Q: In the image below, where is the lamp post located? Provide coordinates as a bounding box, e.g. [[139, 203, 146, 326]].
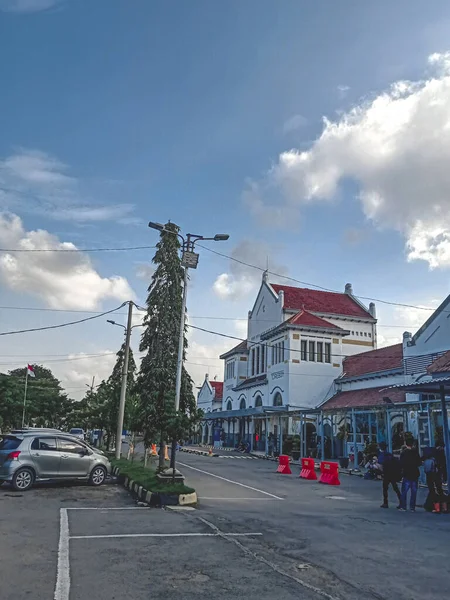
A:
[[107, 301, 140, 460], [148, 221, 229, 475]]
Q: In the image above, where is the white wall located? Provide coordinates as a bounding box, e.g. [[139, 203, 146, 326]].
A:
[[405, 304, 450, 357], [338, 372, 405, 392], [248, 283, 283, 342], [197, 380, 221, 413]]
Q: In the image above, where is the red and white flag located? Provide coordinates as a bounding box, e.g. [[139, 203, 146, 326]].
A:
[[27, 364, 35, 378]]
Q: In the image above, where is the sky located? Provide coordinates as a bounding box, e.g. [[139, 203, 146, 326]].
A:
[[1, 0, 450, 399]]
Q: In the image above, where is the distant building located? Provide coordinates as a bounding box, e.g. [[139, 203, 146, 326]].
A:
[[197, 374, 223, 414]]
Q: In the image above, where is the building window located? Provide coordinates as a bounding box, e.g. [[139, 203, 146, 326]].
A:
[[255, 395, 263, 407], [368, 333, 372, 338], [226, 361, 235, 379], [324, 343, 331, 363], [308, 341, 315, 361], [274, 343, 278, 365], [226, 400, 232, 411], [271, 345, 274, 365], [251, 349, 255, 376], [317, 342, 323, 362], [261, 345, 265, 372], [281, 341, 285, 362], [351, 331, 354, 335], [301, 340, 307, 361], [256, 346, 260, 374], [239, 398, 246, 410], [273, 392, 282, 406]]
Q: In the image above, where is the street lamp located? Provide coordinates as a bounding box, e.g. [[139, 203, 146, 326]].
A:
[[147, 221, 229, 476]]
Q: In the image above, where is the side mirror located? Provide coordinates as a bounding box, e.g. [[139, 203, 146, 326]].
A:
[[78, 447, 89, 456]]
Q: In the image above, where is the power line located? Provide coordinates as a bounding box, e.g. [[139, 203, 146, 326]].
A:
[[0, 303, 127, 337], [197, 243, 441, 313], [0, 245, 156, 253]]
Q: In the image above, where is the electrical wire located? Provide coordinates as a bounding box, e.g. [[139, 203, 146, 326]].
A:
[[197, 243, 441, 313], [0, 303, 127, 337], [0, 245, 156, 253]]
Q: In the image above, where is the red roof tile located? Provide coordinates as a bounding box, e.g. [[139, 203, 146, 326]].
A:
[[210, 381, 223, 399], [321, 387, 406, 410], [286, 309, 345, 331], [271, 284, 372, 318], [342, 344, 403, 378], [427, 350, 450, 374]]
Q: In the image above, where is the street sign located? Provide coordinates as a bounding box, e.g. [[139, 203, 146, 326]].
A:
[[182, 251, 199, 268]]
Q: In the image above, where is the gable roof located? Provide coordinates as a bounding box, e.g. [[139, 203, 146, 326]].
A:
[[286, 309, 346, 331], [210, 381, 223, 399], [341, 343, 403, 378], [270, 284, 373, 319], [427, 350, 450, 374], [219, 340, 248, 360], [321, 386, 406, 410], [410, 293, 450, 345]]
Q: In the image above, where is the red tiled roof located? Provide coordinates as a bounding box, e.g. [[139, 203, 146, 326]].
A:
[[210, 381, 223, 399], [342, 344, 403, 378], [428, 350, 450, 374], [219, 340, 248, 359], [286, 309, 345, 331], [321, 386, 406, 410], [271, 284, 372, 318]]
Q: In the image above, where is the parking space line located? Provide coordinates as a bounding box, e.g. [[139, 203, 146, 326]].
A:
[[70, 532, 262, 539], [66, 507, 149, 511], [54, 508, 70, 600], [178, 462, 283, 500], [200, 497, 279, 501]]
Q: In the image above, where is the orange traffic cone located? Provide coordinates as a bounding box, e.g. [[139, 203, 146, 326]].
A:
[[150, 444, 158, 456], [164, 444, 170, 461]]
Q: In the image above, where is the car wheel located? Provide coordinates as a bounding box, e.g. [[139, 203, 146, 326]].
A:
[[12, 468, 34, 491], [89, 465, 107, 486]]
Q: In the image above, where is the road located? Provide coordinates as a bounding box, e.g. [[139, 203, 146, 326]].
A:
[[1, 451, 448, 600]]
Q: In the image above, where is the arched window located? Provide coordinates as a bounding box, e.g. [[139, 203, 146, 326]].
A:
[[255, 395, 263, 407], [239, 398, 246, 410], [226, 400, 232, 411], [273, 392, 283, 406]]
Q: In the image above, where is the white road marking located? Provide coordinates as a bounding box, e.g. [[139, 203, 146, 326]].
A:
[[54, 508, 70, 600], [200, 497, 279, 501], [66, 506, 149, 510], [70, 532, 262, 540], [178, 461, 283, 500], [325, 496, 347, 500]]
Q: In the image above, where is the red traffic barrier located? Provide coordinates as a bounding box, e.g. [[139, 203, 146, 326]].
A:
[[276, 454, 292, 474], [319, 461, 340, 486], [299, 457, 317, 480]]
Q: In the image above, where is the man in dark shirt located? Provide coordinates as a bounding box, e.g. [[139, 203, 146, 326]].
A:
[[399, 443, 422, 512], [378, 442, 401, 508]]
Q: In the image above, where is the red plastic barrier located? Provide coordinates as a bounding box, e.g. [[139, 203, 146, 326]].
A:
[[299, 457, 317, 480], [276, 454, 292, 474], [319, 461, 340, 485]]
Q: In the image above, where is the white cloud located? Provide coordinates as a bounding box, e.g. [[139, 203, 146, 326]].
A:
[[135, 263, 155, 281], [0, 0, 62, 12], [245, 52, 450, 269], [282, 114, 307, 134], [0, 149, 134, 223], [0, 213, 134, 309], [212, 240, 289, 301], [376, 299, 440, 348]]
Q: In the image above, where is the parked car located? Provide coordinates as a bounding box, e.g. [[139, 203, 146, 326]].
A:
[[68, 428, 85, 441], [0, 431, 111, 491]]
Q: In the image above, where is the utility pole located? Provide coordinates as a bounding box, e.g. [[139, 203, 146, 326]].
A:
[[148, 222, 229, 478], [108, 301, 133, 460]]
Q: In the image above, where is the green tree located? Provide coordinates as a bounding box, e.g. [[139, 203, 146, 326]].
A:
[[137, 222, 201, 470]]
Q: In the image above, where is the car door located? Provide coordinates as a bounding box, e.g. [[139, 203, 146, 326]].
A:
[[30, 437, 61, 478], [57, 438, 92, 478]]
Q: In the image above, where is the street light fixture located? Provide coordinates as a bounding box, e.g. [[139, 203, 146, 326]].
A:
[[147, 221, 230, 477]]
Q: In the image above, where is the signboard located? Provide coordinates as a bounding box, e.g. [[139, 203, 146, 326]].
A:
[[182, 251, 199, 268]]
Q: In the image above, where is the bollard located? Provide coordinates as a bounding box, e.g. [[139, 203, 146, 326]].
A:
[[276, 454, 292, 474], [150, 444, 158, 456], [299, 457, 317, 480], [318, 461, 340, 485]]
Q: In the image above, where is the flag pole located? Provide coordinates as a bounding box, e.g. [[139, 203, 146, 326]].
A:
[[21, 369, 29, 428]]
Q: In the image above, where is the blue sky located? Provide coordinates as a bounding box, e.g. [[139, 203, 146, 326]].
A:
[[1, 0, 450, 396]]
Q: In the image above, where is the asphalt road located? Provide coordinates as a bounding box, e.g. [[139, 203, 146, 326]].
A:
[[1, 452, 449, 600]]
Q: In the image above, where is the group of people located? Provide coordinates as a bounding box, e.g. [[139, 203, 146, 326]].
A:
[[372, 441, 447, 513]]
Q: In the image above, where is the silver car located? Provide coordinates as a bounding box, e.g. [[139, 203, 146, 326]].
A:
[[0, 431, 111, 491]]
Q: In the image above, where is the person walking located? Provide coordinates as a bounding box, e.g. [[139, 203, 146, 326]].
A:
[[378, 443, 402, 509], [399, 441, 422, 512], [423, 453, 441, 513]]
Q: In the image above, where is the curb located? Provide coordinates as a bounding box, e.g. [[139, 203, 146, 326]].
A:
[[179, 447, 219, 457], [111, 466, 198, 508]]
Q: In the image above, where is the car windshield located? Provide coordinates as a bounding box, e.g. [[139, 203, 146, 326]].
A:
[[0, 436, 21, 450]]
